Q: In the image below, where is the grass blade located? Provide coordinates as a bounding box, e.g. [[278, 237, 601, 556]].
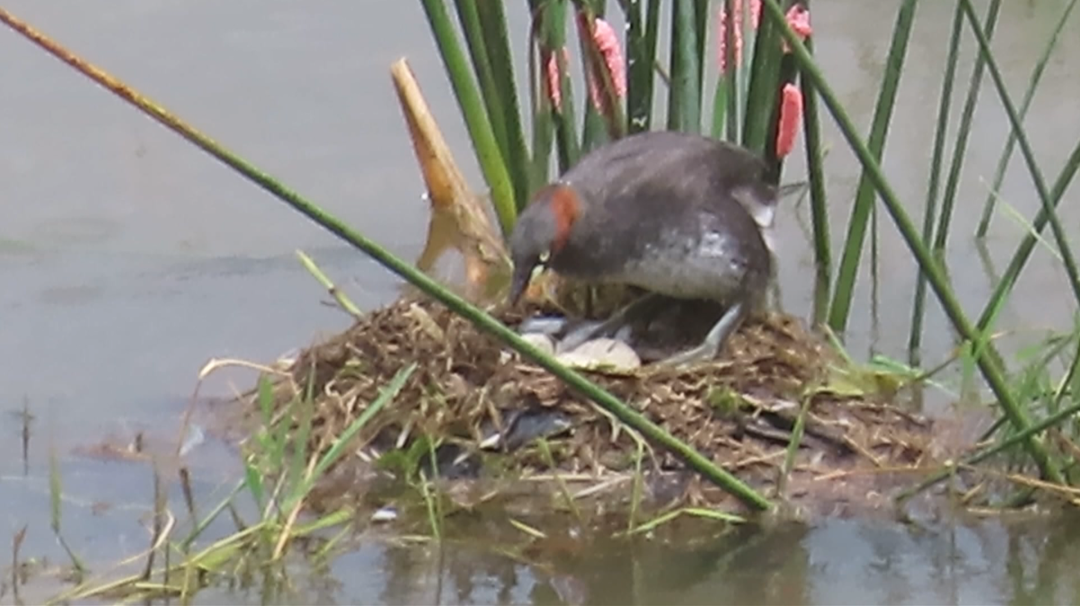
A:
[[974, 137, 1080, 334], [49, 448, 86, 579], [776, 393, 812, 498], [311, 366, 414, 487], [284, 364, 416, 512]]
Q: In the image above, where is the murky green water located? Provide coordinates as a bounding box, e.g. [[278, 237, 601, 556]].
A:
[[2, 0, 1080, 603]]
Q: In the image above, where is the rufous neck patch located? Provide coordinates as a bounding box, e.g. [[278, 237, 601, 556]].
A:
[[547, 184, 581, 253]]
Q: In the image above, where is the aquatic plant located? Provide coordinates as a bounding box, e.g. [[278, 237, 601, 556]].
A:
[[417, 0, 1080, 491], [43, 366, 413, 602]]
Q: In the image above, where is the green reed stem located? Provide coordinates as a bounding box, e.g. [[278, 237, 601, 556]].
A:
[[0, 8, 772, 512], [667, 0, 701, 133], [619, 0, 661, 133], [694, 0, 708, 106], [932, 0, 1000, 255], [827, 0, 918, 333], [801, 71, 830, 326], [776, 393, 812, 498], [529, 0, 579, 175], [581, 106, 609, 152], [760, 0, 1063, 484], [795, 0, 829, 325], [545, 2, 581, 172], [976, 0, 1079, 237], [909, 1, 963, 364], [421, 0, 517, 234], [478, 1, 533, 206], [454, 0, 509, 158], [711, 78, 729, 139], [741, 1, 783, 155], [960, 0, 1080, 313], [527, 31, 555, 190]]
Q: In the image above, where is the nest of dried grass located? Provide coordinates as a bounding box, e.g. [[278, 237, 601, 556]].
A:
[[223, 293, 956, 520]]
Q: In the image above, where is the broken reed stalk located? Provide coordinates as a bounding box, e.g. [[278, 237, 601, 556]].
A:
[[391, 58, 510, 294], [0, 9, 772, 512]]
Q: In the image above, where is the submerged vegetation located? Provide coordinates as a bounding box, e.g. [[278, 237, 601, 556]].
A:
[[2, 0, 1080, 601]]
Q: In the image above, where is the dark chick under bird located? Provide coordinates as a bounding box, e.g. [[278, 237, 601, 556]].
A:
[[509, 130, 777, 367]]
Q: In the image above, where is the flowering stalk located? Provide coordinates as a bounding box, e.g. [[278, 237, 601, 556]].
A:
[[716, 1, 812, 158], [541, 15, 626, 133], [544, 47, 570, 111], [781, 5, 812, 52], [576, 12, 628, 139], [716, 0, 761, 74], [717, 1, 811, 72], [583, 18, 627, 111]]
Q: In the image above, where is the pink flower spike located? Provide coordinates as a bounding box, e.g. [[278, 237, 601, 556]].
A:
[[776, 83, 803, 158], [544, 48, 570, 111], [781, 5, 812, 53], [786, 5, 812, 38], [585, 17, 626, 111], [750, 0, 763, 29], [717, 1, 764, 74], [716, 4, 742, 74]]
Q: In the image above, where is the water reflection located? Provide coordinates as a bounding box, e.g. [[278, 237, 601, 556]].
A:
[[320, 514, 1080, 605]]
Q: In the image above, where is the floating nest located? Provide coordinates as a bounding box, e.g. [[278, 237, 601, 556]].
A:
[[221, 289, 971, 521]]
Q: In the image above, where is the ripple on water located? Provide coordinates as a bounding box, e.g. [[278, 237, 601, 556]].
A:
[[36, 283, 104, 307], [31, 215, 121, 247]]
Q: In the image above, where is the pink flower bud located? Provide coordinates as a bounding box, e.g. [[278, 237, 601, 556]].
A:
[[716, 0, 762, 74], [786, 4, 812, 38], [585, 17, 626, 111], [782, 5, 812, 53], [544, 47, 570, 111], [776, 83, 803, 158]]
